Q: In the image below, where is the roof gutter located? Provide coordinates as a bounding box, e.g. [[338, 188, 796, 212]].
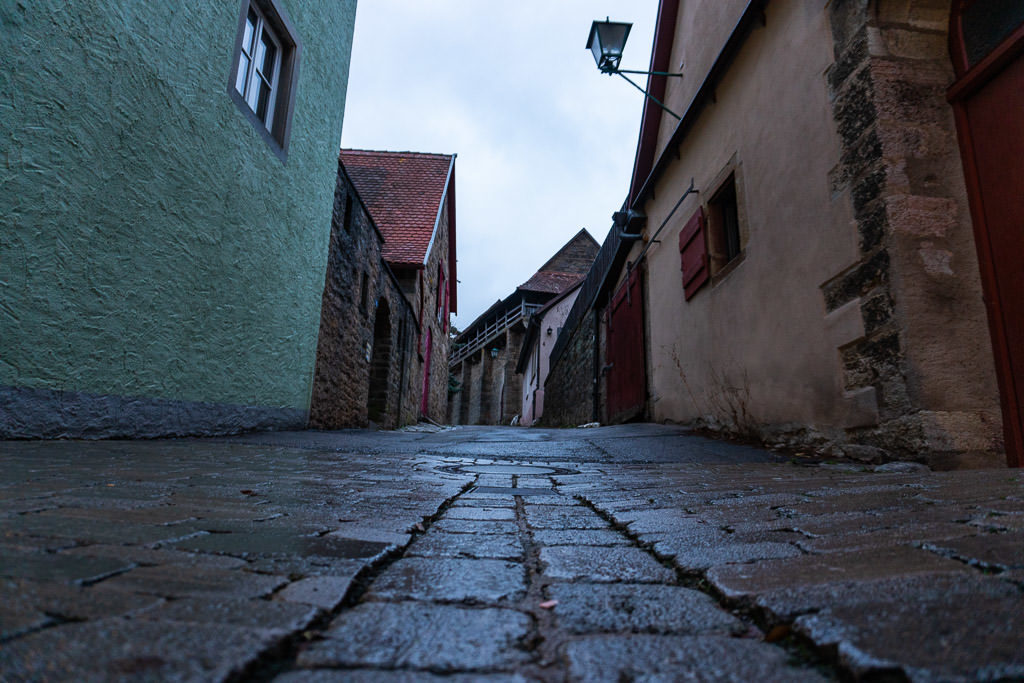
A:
[[628, 0, 681, 206], [631, 0, 769, 210]]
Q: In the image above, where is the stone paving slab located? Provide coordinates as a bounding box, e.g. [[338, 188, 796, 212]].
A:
[[923, 531, 1024, 572], [523, 504, 610, 530], [365, 558, 526, 604], [136, 595, 319, 630], [450, 497, 516, 508], [173, 530, 394, 560], [444, 506, 516, 521], [794, 522, 975, 553], [706, 545, 970, 601], [406, 532, 525, 560], [275, 575, 358, 610], [795, 591, 1024, 681], [750, 572, 1020, 624], [653, 538, 803, 571], [277, 671, 530, 682], [296, 602, 532, 672], [97, 564, 287, 599], [0, 617, 284, 681], [531, 529, 630, 546], [432, 519, 521, 535], [563, 635, 828, 682], [0, 550, 134, 584], [0, 578, 163, 635], [240, 555, 368, 578], [60, 542, 248, 569], [547, 584, 745, 635], [540, 546, 676, 583]]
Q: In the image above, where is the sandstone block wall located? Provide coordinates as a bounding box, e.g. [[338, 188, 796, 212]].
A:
[[542, 310, 598, 427], [821, 0, 1002, 467], [310, 165, 419, 430]]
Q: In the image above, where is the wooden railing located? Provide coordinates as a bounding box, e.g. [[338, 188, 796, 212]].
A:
[[449, 301, 542, 366]]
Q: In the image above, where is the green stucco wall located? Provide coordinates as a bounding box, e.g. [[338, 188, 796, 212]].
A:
[[0, 0, 357, 436]]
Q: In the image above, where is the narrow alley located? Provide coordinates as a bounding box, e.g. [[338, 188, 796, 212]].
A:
[[2, 425, 1021, 681]]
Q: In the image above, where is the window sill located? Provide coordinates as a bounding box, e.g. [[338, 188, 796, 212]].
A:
[[710, 250, 745, 287], [229, 88, 289, 164]]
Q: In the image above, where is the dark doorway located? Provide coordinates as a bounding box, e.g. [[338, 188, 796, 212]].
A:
[[605, 267, 647, 423], [949, 1, 1024, 467], [367, 299, 392, 423]]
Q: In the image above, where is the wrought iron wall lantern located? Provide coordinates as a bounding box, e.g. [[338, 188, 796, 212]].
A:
[[490, 348, 500, 359], [586, 17, 683, 120]]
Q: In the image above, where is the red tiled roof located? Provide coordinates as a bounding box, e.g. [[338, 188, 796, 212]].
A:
[[340, 149, 454, 267], [519, 271, 586, 294]]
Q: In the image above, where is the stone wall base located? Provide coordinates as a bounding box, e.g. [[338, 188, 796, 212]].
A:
[[0, 385, 306, 439], [685, 407, 1003, 470]]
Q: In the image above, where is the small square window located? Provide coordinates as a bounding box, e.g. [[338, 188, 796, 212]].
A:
[[229, 0, 301, 162], [707, 174, 742, 274], [343, 194, 354, 232], [359, 272, 370, 314]]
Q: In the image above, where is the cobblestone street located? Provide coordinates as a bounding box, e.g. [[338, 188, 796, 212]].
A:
[[2, 425, 1023, 681]]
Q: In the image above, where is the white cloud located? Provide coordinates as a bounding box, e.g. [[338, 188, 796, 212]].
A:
[[340, 1, 659, 326]]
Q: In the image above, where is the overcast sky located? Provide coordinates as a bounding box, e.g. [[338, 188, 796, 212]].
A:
[[340, 2, 658, 328]]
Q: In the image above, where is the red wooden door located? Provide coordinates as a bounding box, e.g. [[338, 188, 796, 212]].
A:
[[949, 3, 1024, 466], [605, 268, 646, 422]]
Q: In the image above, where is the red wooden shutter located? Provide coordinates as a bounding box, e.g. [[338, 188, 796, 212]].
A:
[[679, 207, 709, 300]]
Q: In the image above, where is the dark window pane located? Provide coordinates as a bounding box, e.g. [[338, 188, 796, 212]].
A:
[[962, 0, 1024, 67], [235, 53, 250, 94], [243, 10, 257, 54], [254, 80, 271, 122], [259, 33, 277, 80], [720, 184, 740, 262]]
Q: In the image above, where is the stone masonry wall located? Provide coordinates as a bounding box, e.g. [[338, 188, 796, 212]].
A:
[[542, 309, 597, 427], [310, 164, 418, 430], [416, 197, 453, 424], [448, 325, 526, 426], [820, 0, 1002, 467]]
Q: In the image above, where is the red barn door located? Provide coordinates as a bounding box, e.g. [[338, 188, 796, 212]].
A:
[[605, 268, 647, 423], [949, 2, 1024, 467]]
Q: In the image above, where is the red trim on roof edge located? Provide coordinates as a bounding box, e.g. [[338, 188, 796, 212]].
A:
[[447, 162, 458, 314], [628, 0, 680, 207]]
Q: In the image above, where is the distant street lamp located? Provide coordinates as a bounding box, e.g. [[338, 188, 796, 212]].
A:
[[586, 17, 683, 120]]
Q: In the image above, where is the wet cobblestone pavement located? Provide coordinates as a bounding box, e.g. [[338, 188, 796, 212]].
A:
[[1, 424, 1022, 681]]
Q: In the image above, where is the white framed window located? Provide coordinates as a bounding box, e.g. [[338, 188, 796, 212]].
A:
[[235, 6, 282, 130], [229, 0, 301, 162]]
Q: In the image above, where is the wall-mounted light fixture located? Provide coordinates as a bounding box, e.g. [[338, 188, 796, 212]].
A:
[[490, 348, 499, 359], [546, 327, 553, 336], [586, 17, 683, 120]]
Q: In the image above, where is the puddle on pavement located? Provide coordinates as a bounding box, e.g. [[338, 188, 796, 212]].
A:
[[462, 465, 555, 475], [472, 487, 557, 496], [438, 464, 580, 476], [176, 531, 392, 559]]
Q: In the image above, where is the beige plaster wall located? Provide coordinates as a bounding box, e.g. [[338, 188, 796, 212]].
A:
[[640, 2, 864, 437], [521, 289, 581, 426]]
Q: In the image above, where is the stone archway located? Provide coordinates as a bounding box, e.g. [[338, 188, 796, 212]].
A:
[[367, 299, 392, 424]]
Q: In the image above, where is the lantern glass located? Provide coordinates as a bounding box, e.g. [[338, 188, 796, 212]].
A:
[[587, 19, 632, 73]]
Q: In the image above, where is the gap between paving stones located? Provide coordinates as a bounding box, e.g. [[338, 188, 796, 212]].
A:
[[511, 477, 566, 680], [244, 478, 477, 682], [572, 493, 844, 681]]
